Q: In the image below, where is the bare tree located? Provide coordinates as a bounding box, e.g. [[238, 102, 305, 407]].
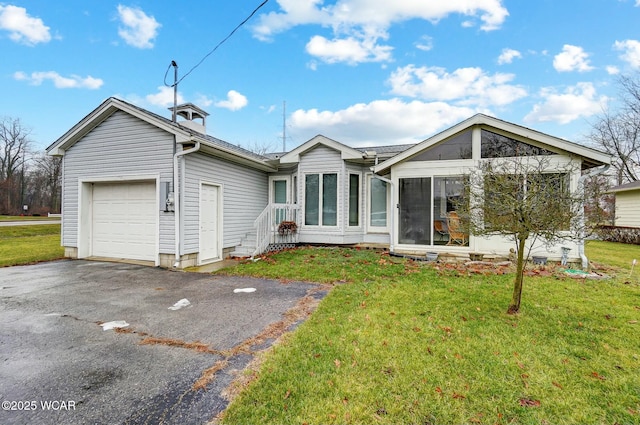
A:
[[0, 117, 33, 214], [25, 153, 62, 214], [587, 74, 640, 184], [458, 156, 586, 314]]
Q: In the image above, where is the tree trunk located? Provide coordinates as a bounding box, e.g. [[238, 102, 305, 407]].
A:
[[507, 236, 527, 314]]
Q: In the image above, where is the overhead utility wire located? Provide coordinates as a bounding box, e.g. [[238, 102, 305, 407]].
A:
[[164, 0, 270, 87]]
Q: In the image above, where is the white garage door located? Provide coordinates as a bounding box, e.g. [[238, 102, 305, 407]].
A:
[[92, 181, 157, 261]]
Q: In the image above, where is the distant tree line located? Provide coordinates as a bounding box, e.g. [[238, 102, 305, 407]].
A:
[[0, 116, 61, 215]]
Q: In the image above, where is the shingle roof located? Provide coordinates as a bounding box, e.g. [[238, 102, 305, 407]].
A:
[[609, 180, 640, 193]]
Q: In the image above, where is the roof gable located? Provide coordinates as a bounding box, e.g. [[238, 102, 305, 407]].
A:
[[279, 135, 364, 164], [373, 114, 611, 174], [46, 97, 276, 172]]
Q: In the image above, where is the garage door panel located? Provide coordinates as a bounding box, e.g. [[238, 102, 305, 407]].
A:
[[92, 182, 157, 261]]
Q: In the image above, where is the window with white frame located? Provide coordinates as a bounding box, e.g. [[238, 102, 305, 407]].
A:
[[305, 173, 338, 226], [368, 176, 388, 231], [349, 174, 360, 227]]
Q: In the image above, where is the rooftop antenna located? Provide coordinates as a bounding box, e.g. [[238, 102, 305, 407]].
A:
[[171, 61, 178, 122], [282, 100, 286, 152]]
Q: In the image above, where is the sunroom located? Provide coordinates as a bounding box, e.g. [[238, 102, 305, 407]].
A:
[[372, 114, 611, 262]]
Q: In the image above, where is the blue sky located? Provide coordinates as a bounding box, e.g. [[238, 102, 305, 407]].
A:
[[2, 0, 640, 152]]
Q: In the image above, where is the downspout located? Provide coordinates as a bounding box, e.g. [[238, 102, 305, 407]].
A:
[[577, 163, 610, 270], [173, 140, 201, 268]]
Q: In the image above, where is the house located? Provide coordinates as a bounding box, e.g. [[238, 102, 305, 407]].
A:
[[608, 181, 640, 228], [46, 97, 611, 268]]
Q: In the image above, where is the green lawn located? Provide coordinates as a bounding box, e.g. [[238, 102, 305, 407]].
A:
[[219, 247, 640, 425], [0, 215, 59, 221], [587, 240, 640, 278], [0, 224, 64, 267]]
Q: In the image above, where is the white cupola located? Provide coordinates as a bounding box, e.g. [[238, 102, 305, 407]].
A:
[[169, 103, 209, 134]]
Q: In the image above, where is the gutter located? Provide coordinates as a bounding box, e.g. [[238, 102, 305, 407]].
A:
[[173, 140, 201, 268], [577, 164, 610, 270]]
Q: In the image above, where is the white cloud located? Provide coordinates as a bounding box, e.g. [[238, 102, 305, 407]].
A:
[[606, 65, 620, 75], [290, 98, 476, 146], [14, 71, 103, 89], [614, 39, 640, 69], [553, 44, 594, 72], [415, 35, 433, 51], [146, 86, 184, 107], [116, 5, 161, 49], [194, 94, 214, 108], [636, 0, 640, 6], [497, 48, 522, 65], [524, 82, 607, 124], [0, 5, 51, 45], [253, 0, 508, 64], [305, 34, 393, 64], [388, 65, 527, 107], [255, 0, 508, 39], [215, 90, 248, 111]]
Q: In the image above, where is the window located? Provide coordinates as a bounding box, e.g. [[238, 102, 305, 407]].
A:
[[433, 177, 467, 245], [369, 177, 387, 228], [483, 172, 570, 231], [481, 130, 556, 158], [349, 174, 360, 227], [396, 176, 469, 246], [273, 180, 287, 203], [305, 173, 338, 226], [409, 130, 472, 161]]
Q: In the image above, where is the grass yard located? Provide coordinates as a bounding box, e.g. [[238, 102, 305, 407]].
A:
[[219, 246, 640, 425], [0, 215, 59, 221], [0, 224, 64, 267]]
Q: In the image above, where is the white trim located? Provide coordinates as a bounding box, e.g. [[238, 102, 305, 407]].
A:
[[365, 173, 390, 234], [302, 171, 341, 228], [280, 135, 363, 164], [269, 175, 291, 204], [373, 114, 611, 174], [77, 175, 160, 266], [347, 172, 362, 228], [198, 181, 224, 265]]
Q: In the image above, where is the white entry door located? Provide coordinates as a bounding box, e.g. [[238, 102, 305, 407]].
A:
[[200, 184, 220, 262]]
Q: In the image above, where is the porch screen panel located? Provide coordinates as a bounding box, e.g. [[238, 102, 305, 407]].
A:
[[399, 177, 432, 245], [370, 178, 387, 227], [433, 177, 467, 246], [322, 173, 337, 226], [305, 174, 319, 225]]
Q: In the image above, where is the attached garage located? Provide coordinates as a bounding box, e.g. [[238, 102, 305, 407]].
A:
[[77, 179, 159, 264]]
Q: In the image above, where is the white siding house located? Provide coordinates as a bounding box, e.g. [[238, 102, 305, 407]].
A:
[[610, 181, 640, 228], [47, 97, 275, 268], [48, 99, 611, 268]]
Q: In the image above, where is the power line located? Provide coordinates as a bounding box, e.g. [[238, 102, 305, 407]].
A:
[[164, 0, 270, 88]]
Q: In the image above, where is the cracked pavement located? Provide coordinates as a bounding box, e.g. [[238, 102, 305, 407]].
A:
[[0, 260, 327, 425]]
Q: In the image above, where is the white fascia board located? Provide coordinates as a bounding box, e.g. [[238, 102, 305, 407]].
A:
[[195, 139, 277, 172], [280, 135, 363, 164], [46, 97, 191, 156], [373, 113, 611, 174]]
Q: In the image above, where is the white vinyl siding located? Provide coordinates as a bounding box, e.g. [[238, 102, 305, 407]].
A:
[[183, 152, 268, 253], [61, 111, 174, 252], [615, 191, 640, 228]]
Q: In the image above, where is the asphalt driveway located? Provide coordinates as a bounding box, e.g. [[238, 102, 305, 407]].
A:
[[0, 260, 326, 425]]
